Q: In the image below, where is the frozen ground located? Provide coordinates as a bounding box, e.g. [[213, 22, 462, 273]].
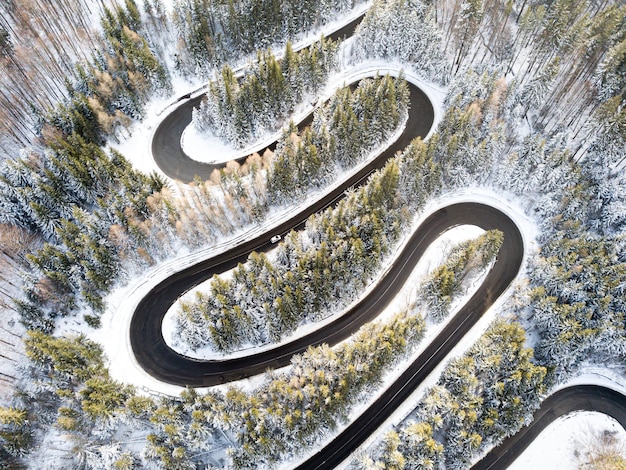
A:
[[509, 369, 626, 470], [47, 2, 626, 466], [508, 411, 626, 469]]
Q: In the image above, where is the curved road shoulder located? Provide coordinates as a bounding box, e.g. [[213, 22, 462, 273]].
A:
[[471, 384, 626, 470], [133, 13, 626, 469]]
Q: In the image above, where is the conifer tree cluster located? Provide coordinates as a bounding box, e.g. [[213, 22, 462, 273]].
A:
[[225, 312, 425, 468], [444, 0, 625, 154], [0, 134, 165, 328], [0, 0, 625, 467], [0, 308, 426, 469], [176, 158, 410, 351], [0, 137, 276, 330], [0, 0, 110, 152], [3, 331, 146, 468], [192, 38, 338, 148], [0, 405, 31, 461], [352, 0, 448, 84], [362, 321, 547, 470], [172, 0, 364, 76], [529, 225, 626, 379], [40, 0, 171, 146], [151, 311, 425, 469], [407, 57, 626, 385], [419, 229, 503, 322], [267, 75, 410, 204], [1, 0, 363, 153]]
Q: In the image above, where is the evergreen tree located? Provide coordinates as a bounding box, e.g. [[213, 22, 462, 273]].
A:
[[193, 38, 338, 148], [367, 322, 547, 469], [419, 230, 503, 322]]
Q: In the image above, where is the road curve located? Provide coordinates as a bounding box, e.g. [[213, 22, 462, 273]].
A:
[[132, 80, 434, 385], [140, 14, 626, 470], [131, 202, 521, 388], [151, 12, 366, 183], [294, 203, 524, 469], [471, 385, 626, 470]]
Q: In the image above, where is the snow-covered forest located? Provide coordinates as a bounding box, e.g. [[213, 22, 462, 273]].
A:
[[0, 0, 625, 468], [192, 37, 340, 148]]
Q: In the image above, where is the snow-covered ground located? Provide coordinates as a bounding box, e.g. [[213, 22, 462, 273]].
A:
[[509, 369, 626, 470], [509, 412, 625, 469], [0, 314, 24, 404], [53, 3, 625, 466]]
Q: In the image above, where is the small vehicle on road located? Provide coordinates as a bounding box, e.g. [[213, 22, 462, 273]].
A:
[[270, 235, 281, 243]]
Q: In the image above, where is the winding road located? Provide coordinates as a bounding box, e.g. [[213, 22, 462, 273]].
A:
[[471, 385, 626, 469], [132, 13, 626, 470], [132, 79, 434, 385], [151, 12, 367, 183]]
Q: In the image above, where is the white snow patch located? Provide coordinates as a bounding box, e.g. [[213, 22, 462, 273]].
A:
[[281, 187, 539, 469], [508, 412, 626, 470], [107, 74, 206, 180], [181, 127, 241, 164], [92, 186, 537, 401]]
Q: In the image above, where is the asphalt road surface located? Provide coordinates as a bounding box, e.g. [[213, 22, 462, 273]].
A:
[[132, 80, 434, 385], [471, 385, 626, 469], [139, 17, 626, 470]]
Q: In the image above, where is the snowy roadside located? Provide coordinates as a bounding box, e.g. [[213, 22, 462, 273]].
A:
[[88, 60, 445, 398], [281, 187, 539, 469], [0, 314, 24, 405], [509, 411, 626, 469], [508, 368, 626, 470]]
